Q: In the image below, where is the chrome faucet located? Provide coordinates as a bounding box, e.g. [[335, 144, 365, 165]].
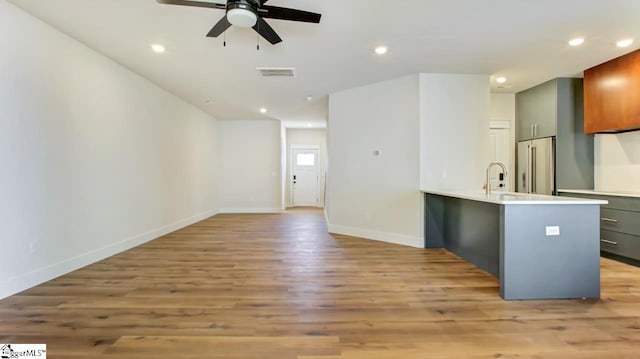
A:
[[485, 161, 507, 195]]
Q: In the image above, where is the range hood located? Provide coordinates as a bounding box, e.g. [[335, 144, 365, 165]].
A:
[[584, 49, 640, 134]]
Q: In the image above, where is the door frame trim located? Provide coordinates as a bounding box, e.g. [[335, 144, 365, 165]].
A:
[[490, 120, 511, 129], [491, 119, 515, 191], [290, 145, 321, 207]]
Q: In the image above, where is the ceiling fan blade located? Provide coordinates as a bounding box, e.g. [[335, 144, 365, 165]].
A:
[[253, 17, 282, 45], [260, 5, 321, 23], [207, 16, 232, 37], [156, 0, 226, 10]]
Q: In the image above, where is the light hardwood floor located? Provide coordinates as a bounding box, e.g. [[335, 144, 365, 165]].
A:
[[1, 208, 639, 358]]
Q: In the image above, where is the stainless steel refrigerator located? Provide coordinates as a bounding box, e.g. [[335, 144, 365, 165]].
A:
[[517, 137, 555, 195]]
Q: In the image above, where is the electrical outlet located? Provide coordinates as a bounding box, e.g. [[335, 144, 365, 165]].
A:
[[546, 226, 560, 236]]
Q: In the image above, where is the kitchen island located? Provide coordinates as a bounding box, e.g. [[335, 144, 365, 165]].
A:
[[423, 189, 607, 300]]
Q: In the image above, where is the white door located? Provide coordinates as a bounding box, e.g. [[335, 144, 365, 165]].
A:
[[489, 128, 510, 191], [292, 148, 319, 207]]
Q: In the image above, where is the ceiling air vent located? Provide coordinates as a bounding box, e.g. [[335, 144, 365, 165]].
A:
[[257, 67, 296, 77]]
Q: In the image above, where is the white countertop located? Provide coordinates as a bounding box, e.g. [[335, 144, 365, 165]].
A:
[[558, 189, 640, 199], [421, 189, 608, 205]]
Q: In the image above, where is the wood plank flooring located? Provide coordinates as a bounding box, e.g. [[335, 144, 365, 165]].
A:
[[1, 208, 639, 358]]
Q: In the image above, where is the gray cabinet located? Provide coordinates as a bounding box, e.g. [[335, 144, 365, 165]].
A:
[[516, 78, 594, 191], [600, 208, 640, 236], [534, 80, 558, 138], [516, 79, 558, 141], [517, 90, 536, 140], [600, 231, 640, 261], [558, 192, 640, 263]]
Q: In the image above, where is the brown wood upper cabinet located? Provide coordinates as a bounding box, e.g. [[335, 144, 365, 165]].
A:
[[584, 49, 640, 133]]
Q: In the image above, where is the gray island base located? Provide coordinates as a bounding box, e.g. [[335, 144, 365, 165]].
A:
[[423, 190, 607, 300]]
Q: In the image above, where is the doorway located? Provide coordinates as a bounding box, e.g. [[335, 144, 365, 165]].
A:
[[489, 121, 512, 191], [291, 147, 320, 207], [284, 127, 327, 209]]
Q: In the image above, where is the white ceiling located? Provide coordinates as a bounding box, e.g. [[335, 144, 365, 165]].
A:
[[8, 0, 640, 126]]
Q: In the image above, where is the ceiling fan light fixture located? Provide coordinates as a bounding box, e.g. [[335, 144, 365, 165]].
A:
[[156, 0, 321, 46], [227, 8, 257, 28]]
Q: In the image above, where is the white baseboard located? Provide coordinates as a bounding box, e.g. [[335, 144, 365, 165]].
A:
[[0, 208, 219, 300], [327, 223, 423, 248], [285, 205, 325, 209], [219, 208, 282, 214]]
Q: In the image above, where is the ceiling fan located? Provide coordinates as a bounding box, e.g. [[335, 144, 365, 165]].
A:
[[156, 0, 322, 45]]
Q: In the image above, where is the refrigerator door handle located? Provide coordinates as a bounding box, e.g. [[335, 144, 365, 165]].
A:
[[549, 139, 555, 195], [526, 144, 532, 193], [531, 146, 537, 193]]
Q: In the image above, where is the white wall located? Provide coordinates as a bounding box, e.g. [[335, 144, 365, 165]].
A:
[[0, 1, 219, 299], [327, 73, 491, 248], [218, 120, 282, 213], [490, 93, 516, 191], [327, 75, 423, 247], [420, 74, 491, 191], [286, 128, 327, 207], [490, 93, 516, 121], [594, 131, 640, 191]]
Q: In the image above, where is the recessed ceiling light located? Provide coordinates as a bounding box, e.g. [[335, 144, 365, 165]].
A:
[[568, 37, 585, 47], [307, 123, 313, 128], [151, 44, 166, 53], [260, 108, 268, 114], [617, 38, 634, 48], [375, 46, 388, 55], [496, 77, 508, 84], [306, 96, 313, 101]]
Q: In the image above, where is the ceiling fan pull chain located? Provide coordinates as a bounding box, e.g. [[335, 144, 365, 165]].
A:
[[256, 22, 260, 51], [223, 31, 226, 47]]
